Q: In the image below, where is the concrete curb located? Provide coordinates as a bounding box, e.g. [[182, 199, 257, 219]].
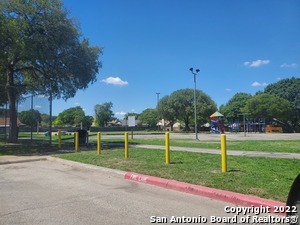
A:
[[125, 172, 286, 215], [0, 156, 48, 165]]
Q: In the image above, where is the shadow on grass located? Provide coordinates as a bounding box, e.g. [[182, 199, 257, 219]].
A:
[[170, 161, 184, 165], [228, 169, 241, 172], [0, 140, 126, 156], [0, 143, 65, 156]]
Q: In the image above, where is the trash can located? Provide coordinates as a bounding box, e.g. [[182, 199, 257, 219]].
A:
[[77, 129, 87, 145]]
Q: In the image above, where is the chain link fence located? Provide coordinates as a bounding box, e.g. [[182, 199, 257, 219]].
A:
[[0, 93, 53, 144]]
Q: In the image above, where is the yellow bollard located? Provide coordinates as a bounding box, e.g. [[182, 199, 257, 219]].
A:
[[165, 132, 170, 164], [124, 132, 129, 159], [221, 134, 227, 172], [75, 132, 79, 152], [97, 132, 101, 155], [58, 130, 62, 148]]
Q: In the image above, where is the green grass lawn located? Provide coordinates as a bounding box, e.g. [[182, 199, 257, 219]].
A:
[[55, 148, 300, 203], [93, 138, 300, 153], [14, 132, 300, 153]]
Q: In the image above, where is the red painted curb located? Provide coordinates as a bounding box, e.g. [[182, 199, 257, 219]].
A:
[[124, 172, 286, 215]]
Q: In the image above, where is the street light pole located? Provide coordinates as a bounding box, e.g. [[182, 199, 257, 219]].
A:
[[156, 92, 161, 131], [189, 68, 200, 140], [156, 93, 160, 107]]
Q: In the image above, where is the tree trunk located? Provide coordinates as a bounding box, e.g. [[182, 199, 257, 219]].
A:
[[7, 69, 18, 143], [184, 119, 190, 132]]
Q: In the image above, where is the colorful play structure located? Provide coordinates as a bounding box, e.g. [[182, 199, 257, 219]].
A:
[[210, 111, 284, 133], [229, 118, 266, 133], [210, 111, 225, 133], [210, 111, 271, 133]]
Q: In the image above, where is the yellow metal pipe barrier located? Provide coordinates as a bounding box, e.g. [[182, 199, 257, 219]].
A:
[[124, 132, 129, 159], [221, 134, 227, 172], [58, 130, 62, 148], [75, 132, 79, 153], [165, 132, 170, 164], [97, 132, 101, 155]]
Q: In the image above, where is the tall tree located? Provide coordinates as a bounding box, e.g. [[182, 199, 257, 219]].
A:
[[242, 93, 292, 123], [94, 102, 114, 127], [18, 109, 41, 127], [139, 108, 158, 127], [158, 89, 217, 131], [219, 93, 253, 121], [157, 96, 175, 126], [53, 106, 85, 126], [263, 77, 300, 132], [82, 116, 94, 129], [40, 113, 50, 127], [0, 0, 102, 142]]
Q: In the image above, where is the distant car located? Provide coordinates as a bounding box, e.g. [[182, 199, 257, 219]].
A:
[[45, 131, 73, 136], [60, 131, 72, 135]]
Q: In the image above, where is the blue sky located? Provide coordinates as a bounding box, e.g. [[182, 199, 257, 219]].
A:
[[48, 0, 300, 118]]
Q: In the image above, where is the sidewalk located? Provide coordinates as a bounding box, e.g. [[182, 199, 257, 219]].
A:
[[131, 144, 300, 159]]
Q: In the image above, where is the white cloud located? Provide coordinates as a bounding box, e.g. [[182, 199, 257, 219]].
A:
[[75, 102, 80, 106], [115, 111, 127, 119], [244, 59, 270, 68], [280, 63, 297, 68], [116, 111, 126, 116], [251, 81, 268, 87], [101, 77, 128, 86], [35, 105, 42, 109], [225, 88, 231, 91]]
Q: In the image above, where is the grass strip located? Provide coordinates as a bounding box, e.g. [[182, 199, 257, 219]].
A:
[[55, 148, 300, 202], [92, 138, 300, 153]]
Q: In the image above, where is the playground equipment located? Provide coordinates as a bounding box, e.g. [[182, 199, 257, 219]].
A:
[[210, 111, 225, 133], [229, 118, 266, 133]]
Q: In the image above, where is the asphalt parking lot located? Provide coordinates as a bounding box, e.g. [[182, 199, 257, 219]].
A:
[[0, 158, 255, 225]]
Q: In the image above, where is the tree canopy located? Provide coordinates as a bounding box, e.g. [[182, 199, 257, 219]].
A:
[[242, 93, 292, 122], [53, 106, 93, 128], [264, 77, 300, 104], [139, 108, 158, 127], [158, 89, 217, 131], [94, 102, 114, 127], [219, 93, 253, 120], [263, 77, 300, 131], [18, 109, 41, 127], [0, 0, 102, 142]]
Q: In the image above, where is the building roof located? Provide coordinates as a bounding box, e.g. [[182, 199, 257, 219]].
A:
[[0, 117, 23, 126], [210, 111, 224, 118]]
